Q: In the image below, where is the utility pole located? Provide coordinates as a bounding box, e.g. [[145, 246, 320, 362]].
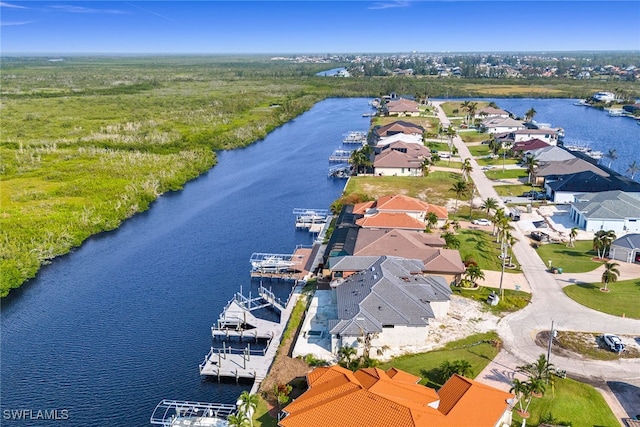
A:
[[547, 320, 555, 364]]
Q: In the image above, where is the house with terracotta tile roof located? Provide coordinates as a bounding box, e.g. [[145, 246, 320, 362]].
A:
[[354, 228, 465, 284], [356, 212, 426, 231], [327, 256, 452, 355], [354, 194, 448, 228], [511, 138, 550, 154], [384, 98, 421, 117], [279, 365, 514, 427], [373, 141, 432, 177], [372, 120, 425, 140]]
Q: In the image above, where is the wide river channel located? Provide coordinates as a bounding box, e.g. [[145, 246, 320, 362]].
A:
[[1, 97, 638, 427]]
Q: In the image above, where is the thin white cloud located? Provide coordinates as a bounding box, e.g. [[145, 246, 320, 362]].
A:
[[125, 2, 174, 22], [368, 0, 411, 10], [0, 2, 28, 9], [0, 20, 34, 26], [50, 5, 128, 15]]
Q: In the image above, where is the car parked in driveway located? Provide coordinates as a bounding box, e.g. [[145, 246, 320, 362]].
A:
[[472, 218, 491, 226], [603, 334, 625, 353]]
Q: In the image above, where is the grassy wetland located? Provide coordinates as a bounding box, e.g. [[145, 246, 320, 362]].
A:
[[2, 56, 639, 297]]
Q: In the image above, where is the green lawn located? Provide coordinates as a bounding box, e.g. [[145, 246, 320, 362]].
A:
[[426, 141, 451, 152], [451, 286, 530, 315], [513, 377, 619, 427], [457, 229, 518, 271], [564, 277, 640, 319], [344, 172, 462, 206], [440, 101, 489, 117], [380, 332, 500, 388], [535, 241, 601, 273], [459, 130, 487, 143], [485, 169, 529, 180], [468, 144, 491, 157], [493, 184, 535, 197], [476, 157, 519, 167]]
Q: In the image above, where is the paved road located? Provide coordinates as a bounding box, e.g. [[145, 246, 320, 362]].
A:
[[432, 101, 640, 385]]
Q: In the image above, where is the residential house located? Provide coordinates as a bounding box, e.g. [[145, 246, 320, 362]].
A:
[[356, 212, 427, 231], [511, 138, 550, 154], [533, 157, 607, 187], [371, 120, 425, 141], [546, 171, 640, 204], [525, 145, 576, 163], [609, 234, 640, 264], [374, 133, 423, 148], [373, 141, 432, 176], [475, 106, 510, 119], [512, 128, 560, 145], [592, 91, 616, 103], [353, 194, 448, 225], [384, 98, 421, 117], [570, 191, 640, 234], [354, 228, 465, 284], [479, 116, 525, 134], [279, 365, 514, 427], [328, 256, 452, 353]]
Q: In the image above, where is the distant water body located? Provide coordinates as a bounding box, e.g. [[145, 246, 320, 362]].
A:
[[443, 98, 640, 181], [0, 98, 371, 426]]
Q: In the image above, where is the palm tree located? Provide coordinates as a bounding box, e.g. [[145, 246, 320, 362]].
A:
[[592, 231, 606, 259], [567, 227, 579, 248], [450, 180, 468, 214], [467, 183, 476, 220], [452, 220, 461, 233], [601, 261, 620, 292], [442, 231, 460, 249], [425, 212, 439, 232], [448, 145, 458, 167], [524, 107, 537, 122], [464, 264, 485, 287], [227, 413, 250, 427], [481, 197, 498, 219], [522, 154, 539, 185], [461, 158, 473, 181], [605, 148, 618, 168], [338, 346, 358, 370], [491, 208, 505, 236], [461, 100, 471, 124], [238, 391, 259, 427], [510, 378, 534, 422], [467, 102, 478, 126], [627, 160, 639, 180], [446, 125, 457, 146], [421, 157, 432, 177], [431, 152, 441, 164], [602, 230, 616, 258], [517, 354, 554, 384]]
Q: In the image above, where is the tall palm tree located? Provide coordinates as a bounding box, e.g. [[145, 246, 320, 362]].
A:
[[524, 107, 537, 122], [481, 197, 498, 218], [421, 157, 432, 177], [467, 183, 476, 219], [602, 230, 616, 258], [601, 261, 620, 292], [592, 231, 606, 259], [425, 212, 439, 232], [450, 180, 468, 214], [446, 125, 457, 146], [460, 100, 471, 124], [604, 148, 618, 168], [510, 378, 534, 422], [461, 158, 473, 181], [491, 208, 505, 236], [627, 160, 639, 180], [238, 391, 259, 427], [522, 154, 539, 185], [448, 145, 458, 167], [517, 354, 554, 384], [227, 413, 250, 427], [567, 227, 578, 248]]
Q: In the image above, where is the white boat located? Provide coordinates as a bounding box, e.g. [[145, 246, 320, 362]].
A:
[[563, 144, 603, 160], [251, 256, 295, 272], [606, 109, 625, 117], [329, 149, 353, 162], [343, 131, 367, 144]]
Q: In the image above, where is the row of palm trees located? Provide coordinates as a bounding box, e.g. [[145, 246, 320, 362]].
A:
[[603, 149, 639, 179], [510, 354, 554, 425], [227, 391, 259, 427]]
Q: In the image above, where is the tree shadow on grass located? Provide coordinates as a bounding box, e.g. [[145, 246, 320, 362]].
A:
[[420, 368, 443, 389], [574, 281, 600, 290]]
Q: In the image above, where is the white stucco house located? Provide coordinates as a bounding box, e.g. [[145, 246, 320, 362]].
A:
[[569, 190, 640, 234], [328, 256, 451, 357], [479, 116, 525, 134]]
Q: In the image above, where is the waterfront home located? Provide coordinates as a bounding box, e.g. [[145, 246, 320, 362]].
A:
[[356, 212, 427, 231], [354, 228, 464, 284], [592, 91, 616, 103], [569, 190, 640, 234], [545, 171, 640, 204], [511, 138, 550, 154], [374, 132, 423, 148], [512, 128, 560, 145], [475, 106, 510, 119], [327, 256, 452, 355], [479, 116, 525, 134], [383, 98, 421, 117], [532, 157, 607, 187], [371, 120, 425, 141], [353, 194, 448, 226], [609, 234, 640, 264], [372, 141, 432, 176], [526, 145, 576, 163], [279, 366, 514, 427], [323, 205, 361, 261]]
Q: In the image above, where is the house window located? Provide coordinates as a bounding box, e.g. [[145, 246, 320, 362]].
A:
[[382, 325, 395, 328]]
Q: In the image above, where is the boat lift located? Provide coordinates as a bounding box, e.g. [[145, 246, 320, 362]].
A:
[[328, 164, 351, 178], [343, 131, 367, 144], [292, 208, 328, 231], [249, 252, 302, 273], [150, 399, 236, 427], [329, 148, 353, 163]]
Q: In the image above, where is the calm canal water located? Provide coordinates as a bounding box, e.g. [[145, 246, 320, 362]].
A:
[[0, 98, 371, 426], [454, 98, 640, 181]]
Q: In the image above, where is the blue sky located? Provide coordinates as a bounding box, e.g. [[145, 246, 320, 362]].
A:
[[2, 1, 639, 54]]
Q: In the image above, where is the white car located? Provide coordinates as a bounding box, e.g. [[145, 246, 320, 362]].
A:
[[472, 218, 491, 226], [603, 334, 625, 353]]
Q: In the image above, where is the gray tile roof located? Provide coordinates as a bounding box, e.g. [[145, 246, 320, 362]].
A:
[[536, 157, 607, 177], [573, 191, 640, 220], [612, 234, 640, 250], [330, 256, 451, 336]]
